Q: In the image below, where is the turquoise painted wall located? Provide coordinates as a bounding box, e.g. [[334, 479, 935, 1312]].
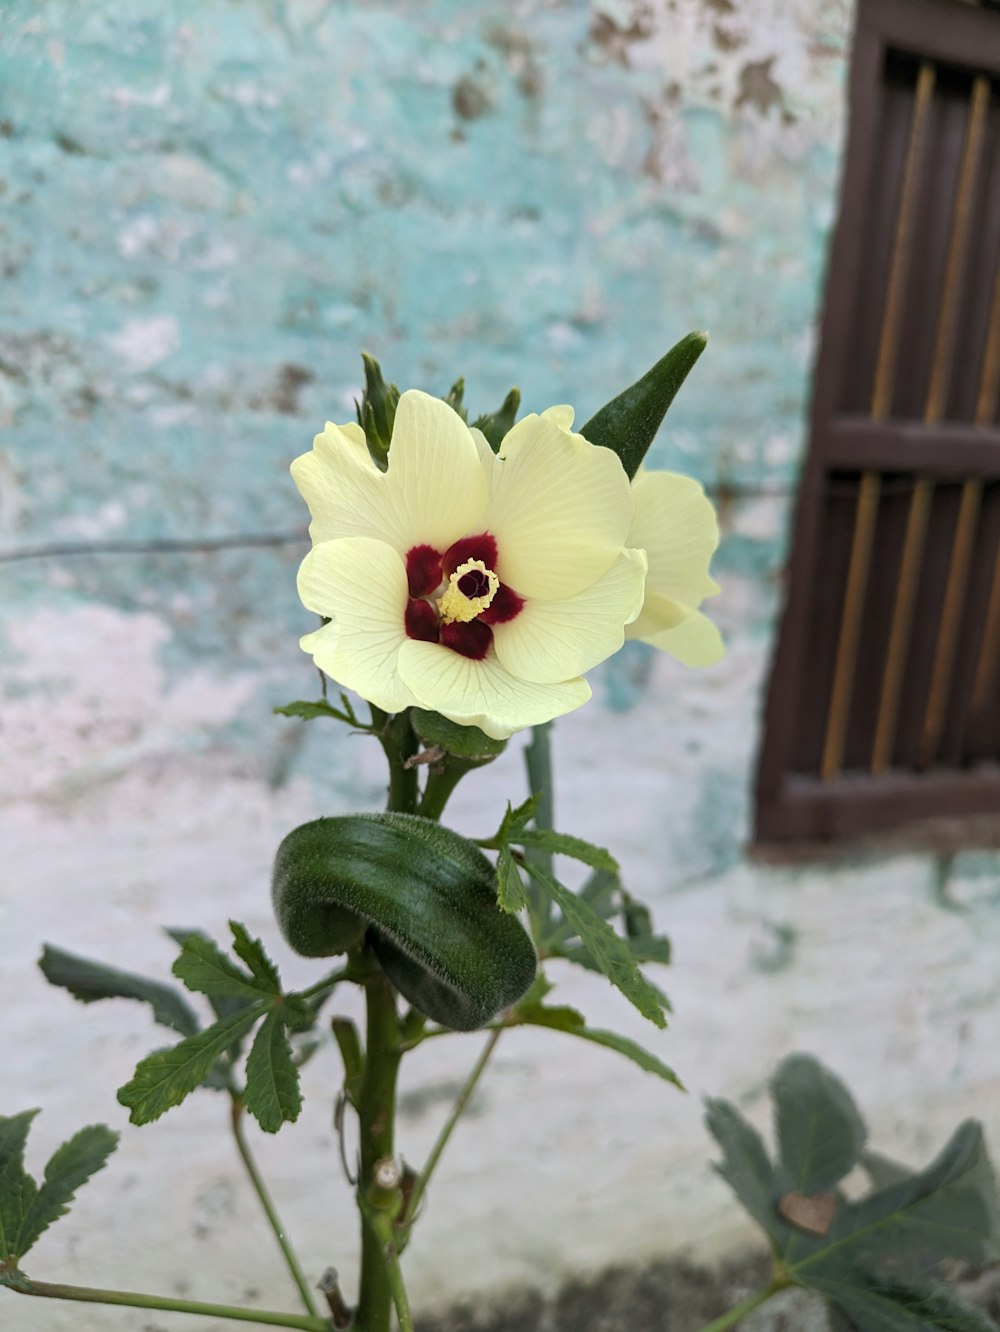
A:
[[1, 0, 849, 819]]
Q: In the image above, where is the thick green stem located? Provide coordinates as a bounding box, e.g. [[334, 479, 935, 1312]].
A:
[[355, 968, 402, 1332], [230, 1097, 321, 1319], [403, 1028, 502, 1233], [376, 708, 419, 815], [417, 760, 469, 821], [693, 1279, 786, 1332], [3, 1276, 328, 1330], [370, 1213, 414, 1332], [524, 722, 555, 934]]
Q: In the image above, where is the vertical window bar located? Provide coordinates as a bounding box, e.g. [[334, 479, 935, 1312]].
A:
[[917, 76, 991, 768], [966, 233, 1000, 728], [821, 61, 937, 782]]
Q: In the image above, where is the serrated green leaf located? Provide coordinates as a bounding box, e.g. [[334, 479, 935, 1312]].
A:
[[172, 932, 274, 1003], [704, 1098, 788, 1244], [165, 928, 256, 1023], [522, 863, 666, 1028], [803, 1271, 998, 1332], [498, 796, 540, 843], [276, 994, 315, 1031], [244, 1012, 303, 1134], [796, 1121, 998, 1276], [228, 922, 281, 993], [496, 846, 528, 914], [39, 945, 200, 1036], [517, 829, 618, 873], [0, 1112, 38, 1266], [274, 698, 357, 724], [515, 1005, 682, 1088], [549, 941, 673, 1009], [514, 1002, 586, 1032], [118, 1005, 266, 1125], [15, 1125, 118, 1259], [772, 1054, 867, 1196]]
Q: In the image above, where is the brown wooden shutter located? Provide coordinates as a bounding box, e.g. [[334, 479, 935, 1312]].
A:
[[754, 0, 1000, 844]]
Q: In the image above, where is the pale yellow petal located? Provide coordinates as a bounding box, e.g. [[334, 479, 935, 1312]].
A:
[[541, 404, 575, 430], [487, 413, 634, 599], [629, 469, 720, 608], [626, 589, 692, 641], [637, 609, 725, 667], [493, 548, 647, 684], [291, 421, 385, 545], [296, 538, 416, 713], [378, 389, 489, 552], [396, 640, 591, 739]]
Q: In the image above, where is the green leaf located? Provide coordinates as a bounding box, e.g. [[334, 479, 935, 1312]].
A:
[[172, 932, 275, 1003], [515, 1005, 682, 1088], [860, 1149, 911, 1191], [550, 941, 673, 1009], [229, 922, 281, 993], [118, 1005, 266, 1125], [497, 795, 540, 844], [16, 1125, 118, 1259], [496, 845, 528, 914], [522, 863, 667, 1028], [273, 698, 361, 725], [772, 1054, 867, 1195], [797, 1120, 998, 1276], [579, 331, 708, 479], [516, 829, 618, 873], [244, 1012, 303, 1133], [704, 1098, 788, 1244], [38, 945, 200, 1037], [0, 1111, 38, 1266], [411, 709, 507, 760], [803, 1272, 999, 1332]]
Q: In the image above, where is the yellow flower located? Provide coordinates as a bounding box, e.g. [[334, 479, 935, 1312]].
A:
[[291, 391, 648, 739], [625, 467, 723, 666]]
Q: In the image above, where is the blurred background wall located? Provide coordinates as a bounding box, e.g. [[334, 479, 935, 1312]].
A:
[[3, 1, 998, 1327]]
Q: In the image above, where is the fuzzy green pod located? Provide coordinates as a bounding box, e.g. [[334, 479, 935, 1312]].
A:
[[271, 813, 537, 1031]]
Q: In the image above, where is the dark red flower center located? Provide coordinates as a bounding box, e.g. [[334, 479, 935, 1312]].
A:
[[402, 532, 524, 661]]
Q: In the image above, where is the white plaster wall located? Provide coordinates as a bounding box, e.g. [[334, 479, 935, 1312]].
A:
[[4, 548, 1000, 1329]]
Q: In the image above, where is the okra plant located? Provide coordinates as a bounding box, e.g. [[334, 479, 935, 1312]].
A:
[[3, 337, 995, 1332]]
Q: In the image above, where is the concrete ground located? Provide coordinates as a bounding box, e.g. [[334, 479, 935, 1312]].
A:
[[418, 1253, 1000, 1332]]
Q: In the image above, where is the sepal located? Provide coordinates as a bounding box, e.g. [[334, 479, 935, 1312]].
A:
[[580, 331, 707, 479]]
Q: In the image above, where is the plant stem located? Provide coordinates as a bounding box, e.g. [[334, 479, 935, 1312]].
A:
[[378, 709, 419, 814], [524, 722, 555, 934], [355, 967, 402, 1332], [693, 1279, 785, 1332], [371, 1214, 415, 1332], [230, 1097, 321, 1319], [417, 760, 469, 821], [404, 1027, 503, 1230], [3, 1276, 329, 1330]]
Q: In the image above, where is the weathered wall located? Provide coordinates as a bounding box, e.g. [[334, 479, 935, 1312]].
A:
[[4, 2, 999, 1328]]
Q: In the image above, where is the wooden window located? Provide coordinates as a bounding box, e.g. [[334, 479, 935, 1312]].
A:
[[755, 0, 1000, 844]]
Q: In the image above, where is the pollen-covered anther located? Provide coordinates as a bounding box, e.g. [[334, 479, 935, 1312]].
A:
[[437, 558, 500, 624]]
